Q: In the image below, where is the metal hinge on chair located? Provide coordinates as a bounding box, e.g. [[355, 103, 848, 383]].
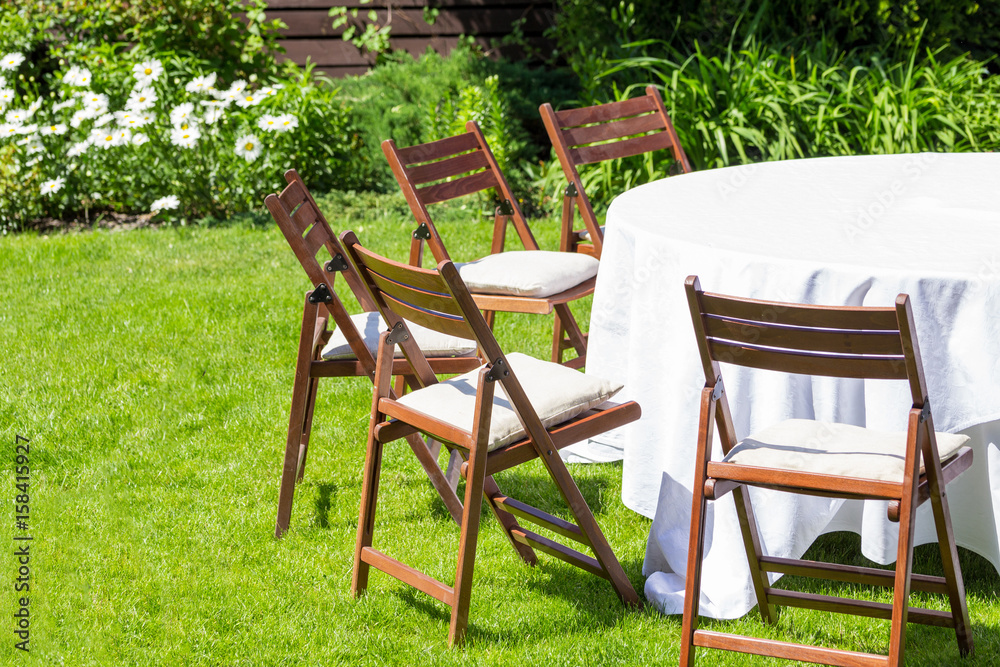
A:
[[496, 199, 515, 216], [564, 182, 578, 198], [485, 357, 509, 382], [385, 321, 411, 345], [918, 402, 931, 423], [325, 254, 349, 273], [712, 380, 725, 401], [412, 223, 432, 240], [308, 283, 333, 304]]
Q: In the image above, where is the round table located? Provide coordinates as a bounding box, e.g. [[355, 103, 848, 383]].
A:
[[569, 152, 1000, 618]]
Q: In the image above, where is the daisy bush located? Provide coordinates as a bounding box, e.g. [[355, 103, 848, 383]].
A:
[[0, 47, 359, 230]]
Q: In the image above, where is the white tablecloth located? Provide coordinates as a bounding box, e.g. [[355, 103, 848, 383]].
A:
[[568, 153, 1000, 618]]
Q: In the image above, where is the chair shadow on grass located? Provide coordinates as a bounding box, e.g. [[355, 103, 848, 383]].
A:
[[695, 531, 1000, 665], [313, 482, 338, 529]]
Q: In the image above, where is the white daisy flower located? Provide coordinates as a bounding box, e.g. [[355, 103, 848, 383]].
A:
[[5, 108, 28, 125], [126, 86, 158, 112], [184, 72, 217, 94], [214, 80, 247, 103], [70, 108, 96, 128], [94, 112, 114, 127], [113, 127, 132, 146], [0, 53, 24, 71], [16, 123, 37, 135], [40, 123, 68, 136], [150, 194, 180, 213], [0, 87, 14, 106], [170, 125, 201, 148], [233, 134, 262, 162], [89, 127, 118, 149], [63, 66, 92, 87], [52, 98, 77, 112], [0, 123, 19, 137], [26, 99, 41, 116], [82, 92, 109, 112], [258, 86, 278, 97], [234, 92, 261, 108], [257, 114, 279, 131], [169, 102, 195, 126], [67, 140, 91, 157], [24, 137, 43, 154], [202, 104, 225, 124], [275, 114, 298, 132], [41, 177, 65, 194], [114, 110, 148, 128], [132, 59, 164, 86], [132, 132, 149, 146]]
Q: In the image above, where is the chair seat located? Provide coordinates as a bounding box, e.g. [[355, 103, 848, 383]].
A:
[[456, 251, 599, 298], [395, 352, 622, 451], [722, 419, 969, 483], [321, 312, 478, 361]]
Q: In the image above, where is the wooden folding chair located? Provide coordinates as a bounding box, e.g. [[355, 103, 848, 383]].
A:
[[340, 230, 642, 646], [264, 169, 483, 538], [540, 86, 692, 259], [382, 121, 598, 367], [680, 276, 974, 666]]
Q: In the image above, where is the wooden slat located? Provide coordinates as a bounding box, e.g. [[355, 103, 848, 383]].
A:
[[767, 589, 955, 627], [693, 630, 888, 667], [510, 528, 607, 579], [380, 397, 475, 448], [368, 270, 465, 318], [351, 243, 451, 294], [418, 169, 498, 204], [560, 112, 665, 148], [485, 401, 640, 476], [278, 178, 308, 214], [302, 221, 329, 257], [700, 292, 900, 330], [406, 149, 489, 185], [570, 131, 675, 166], [273, 8, 550, 39], [706, 461, 903, 499], [396, 132, 480, 166], [278, 39, 374, 67], [707, 339, 907, 379], [758, 556, 950, 595], [310, 356, 479, 378], [555, 94, 657, 128], [359, 546, 454, 605], [493, 495, 588, 545], [382, 293, 477, 340], [703, 316, 905, 356]]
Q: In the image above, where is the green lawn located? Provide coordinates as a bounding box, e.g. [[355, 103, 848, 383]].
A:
[[2, 192, 998, 665]]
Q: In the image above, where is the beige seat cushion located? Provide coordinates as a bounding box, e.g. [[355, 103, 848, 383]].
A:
[[580, 225, 606, 241], [321, 312, 478, 361], [456, 250, 599, 298], [722, 419, 969, 483], [395, 352, 623, 451]]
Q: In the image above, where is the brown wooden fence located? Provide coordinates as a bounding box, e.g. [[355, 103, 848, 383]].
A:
[[266, 0, 556, 78]]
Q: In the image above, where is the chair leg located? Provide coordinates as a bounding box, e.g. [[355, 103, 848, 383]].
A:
[[482, 476, 538, 566], [275, 299, 321, 539], [923, 422, 974, 656], [296, 375, 320, 482], [552, 303, 587, 366], [448, 440, 488, 647], [352, 427, 384, 598], [559, 192, 576, 253], [887, 439, 921, 665], [733, 486, 777, 624]]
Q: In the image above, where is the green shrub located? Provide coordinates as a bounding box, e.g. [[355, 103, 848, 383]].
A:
[[532, 36, 1000, 215]]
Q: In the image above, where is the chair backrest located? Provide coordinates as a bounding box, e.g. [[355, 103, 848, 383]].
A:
[[684, 275, 928, 407], [341, 229, 555, 443], [382, 121, 540, 265], [264, 169, 386, 372], [540, 86, 693, 254]]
